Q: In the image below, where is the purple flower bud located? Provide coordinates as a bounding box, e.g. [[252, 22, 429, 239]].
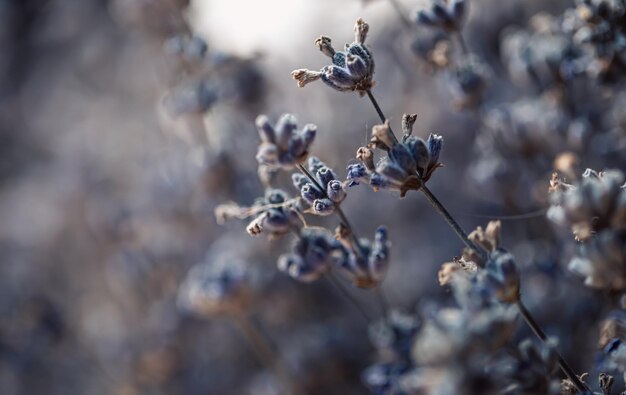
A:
[[327, 180, 346, 203], [301, 183, 324, 204], [313, 198, 335, 216]]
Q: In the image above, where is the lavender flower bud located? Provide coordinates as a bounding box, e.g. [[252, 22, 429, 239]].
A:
[[317, 166, 337, 187], [307, 156, 326, 176], [347, 163, 370, 187], [389, 144, 417, 173], [255, 115, 275, 143], [300, 183, 324, 204], [313, 198, 335, 216], [427, 133, 444, 167], [327, 180, 347, 203], [405, 136, 431, 173], [275, 113, 298, 149], [481, 250, 521, 304], [292, 173, 309, 191]]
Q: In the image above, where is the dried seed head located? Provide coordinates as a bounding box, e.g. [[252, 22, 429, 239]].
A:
[[315, 35, 336, 58], [354, 17, 369, 44], [402, 113, 418, 139], [371, 121, 395, 150], [291, 69, 322, 87]]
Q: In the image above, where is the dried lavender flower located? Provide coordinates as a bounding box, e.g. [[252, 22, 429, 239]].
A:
[[447, 54, 490, 109], [255, 114, 317, 170], [277, 228, 341, 283], [335, 226, 391, 288], [291, 18, 375, 95], [215, 189, 302, 238], [177, 257, 250, 317], [348, 119, 444, 197]]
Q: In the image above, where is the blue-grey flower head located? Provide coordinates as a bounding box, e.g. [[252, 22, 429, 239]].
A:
[[548, 169, 626, 289], [448, 55, 490, 109], [163, 79, 218, 117], [277, 228, 341, 282], [479, 249, 521, 304], [415, 0, 467, 32], [293, 156, 347, 216], [291, 18, 375, 95], [335, 225, 391, 288], [348, 118, 444, 196], [177, 258, 250, 317], [255, 114, 317, 169], [215, 188, 301, 238]]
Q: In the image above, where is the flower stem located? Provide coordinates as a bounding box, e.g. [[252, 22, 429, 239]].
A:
[[234, 314, 304, 395], [374, 286, 390, 318], [327, 272, 372, 323], [419, 184, 487, 262], [456, 31, 469, 55], [515, 301, 590, 393]]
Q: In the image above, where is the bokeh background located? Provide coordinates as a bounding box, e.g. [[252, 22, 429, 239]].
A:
[[1, 0, 625, 394]]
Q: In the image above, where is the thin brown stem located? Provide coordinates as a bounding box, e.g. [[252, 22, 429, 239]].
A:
[[234, 314, 304, 395], [374, 286, 390, 318], [515, 301, 590, 393], [327, 272, 372, 323], [455, 31, 468, 55]]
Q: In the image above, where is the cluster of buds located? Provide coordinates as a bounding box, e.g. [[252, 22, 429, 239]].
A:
[[255, 114, 317, 170], [347, 114, 444, 196], [215, 189, 302, 238], [291, 18, 375, 95], [440, 221, 521, 305], [335, 225, 391, 288], [415, 0, 468, 33], [292, 157, 347, 216], [278, 228, 343, 282]]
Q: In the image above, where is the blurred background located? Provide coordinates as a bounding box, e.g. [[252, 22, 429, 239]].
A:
[[0, 0, 625, 394]]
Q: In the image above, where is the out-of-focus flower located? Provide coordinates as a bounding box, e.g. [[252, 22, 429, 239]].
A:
[[215, 189, 302, 238], [162, 79, 218, 117], [335, 225, 391, 288], [255, 114, 317, 170], [164, 34, 208, 64], [415, 0, 468, 32], [292, 157, 346, 216], [493, 338, 561, 395], [548, 168, 626, 242], [277, 228, 342, 282], [447, 54, 490, 109], [291, 18, 375, 95], [548, 169, 626, 290], [178, 257, 250, 317]]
